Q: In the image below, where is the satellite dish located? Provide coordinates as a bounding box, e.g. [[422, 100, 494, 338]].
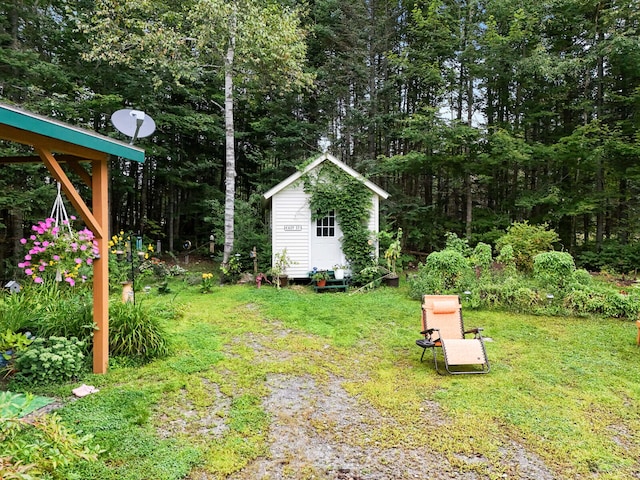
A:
[[111, 109, 156, 144]]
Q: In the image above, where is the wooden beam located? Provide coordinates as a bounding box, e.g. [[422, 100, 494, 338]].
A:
[[0, 154, 93, 164], [36, 147, 104, 238], [66, 159, 92, 188], [1, 124, 107, 161], [92, 159, 110, 374]]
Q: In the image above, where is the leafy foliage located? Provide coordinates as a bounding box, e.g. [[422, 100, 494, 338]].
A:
[[108, 301, 172, 361], [495, 222, 560, 272], [304, 162, 376, 274], [408, 249, 473, 299], [0, 392, 101, 479], [14, 336, 86, 385], [533, 251, 576, 291]]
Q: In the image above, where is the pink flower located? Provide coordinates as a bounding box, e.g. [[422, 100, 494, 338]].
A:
[[75, 258, 82, 264], [25, 268, 33, 275], [34, 277, 43, 284], [65, 277, 75, 286], [25, 255, 31, 261], [39, 265, 45, 272], [20, 238, 27, 244], [87, 258, 93, 265], [53, 255, 60, 261]]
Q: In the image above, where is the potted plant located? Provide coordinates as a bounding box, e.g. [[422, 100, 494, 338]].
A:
[[311, 269, 330, 287], [333, 264, 348, 280], [270, 249, 294, 288], [383, 228, 402, 287]]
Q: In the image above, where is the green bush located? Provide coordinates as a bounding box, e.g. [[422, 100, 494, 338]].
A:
[[408, 249, 473, 299], [495, 244, 517, 277], [577, 240, 640, 274], [0, 392, 100, 479], [14, 336, 87, 384], [109, 301, 171, 361], [0, 288, 48, 333], [570, 268, 593, 287], [533, 251, 576, 290], [471, 242, 493, 277], [495, 221, 559, 272]]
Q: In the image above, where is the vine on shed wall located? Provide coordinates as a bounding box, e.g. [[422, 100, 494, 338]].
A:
[[303, 162, 375, 273]]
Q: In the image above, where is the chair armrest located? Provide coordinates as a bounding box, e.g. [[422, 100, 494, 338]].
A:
[[464, 327, 483, 338]]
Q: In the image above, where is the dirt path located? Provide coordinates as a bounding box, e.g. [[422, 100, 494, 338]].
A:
[[214, 321, 555, 480]]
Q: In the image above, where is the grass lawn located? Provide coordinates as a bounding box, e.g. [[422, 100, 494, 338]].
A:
[[21, 280, 640, 479]]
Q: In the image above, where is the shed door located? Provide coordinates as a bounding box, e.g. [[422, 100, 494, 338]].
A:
[[310, 210, 343, 270]]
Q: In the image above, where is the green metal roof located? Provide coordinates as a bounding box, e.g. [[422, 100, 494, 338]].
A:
[[0, 103, 145, 163]]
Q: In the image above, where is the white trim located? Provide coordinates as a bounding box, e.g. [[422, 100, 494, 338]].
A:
[[263, 152, 389, 200]]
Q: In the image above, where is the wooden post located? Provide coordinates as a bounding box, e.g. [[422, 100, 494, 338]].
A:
[[252, 246, 257, 274], [92, 159, 110, 374]]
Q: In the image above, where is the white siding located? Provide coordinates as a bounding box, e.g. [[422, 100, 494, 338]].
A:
[[271, 182, 311, 278]]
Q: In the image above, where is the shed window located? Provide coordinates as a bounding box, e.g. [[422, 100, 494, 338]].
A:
[[316, 210, 335, 237]]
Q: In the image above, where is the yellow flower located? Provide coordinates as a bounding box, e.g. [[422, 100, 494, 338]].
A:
[[144, 253, 149, 259], [148, 244, 154, 251]]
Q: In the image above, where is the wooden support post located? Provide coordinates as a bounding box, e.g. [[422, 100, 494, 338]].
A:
[[92, 159, 110, 374]]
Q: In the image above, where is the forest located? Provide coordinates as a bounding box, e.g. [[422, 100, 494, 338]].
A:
[[2, 0, 640, 276]]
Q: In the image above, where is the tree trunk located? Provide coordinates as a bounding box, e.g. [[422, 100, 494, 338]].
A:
[[223, 11, 237, 265]]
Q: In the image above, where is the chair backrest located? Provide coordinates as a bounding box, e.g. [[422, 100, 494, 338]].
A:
[[421, 295, 464, 340]]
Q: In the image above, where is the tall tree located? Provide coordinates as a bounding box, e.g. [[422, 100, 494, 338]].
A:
[[79, 0, 311, 264]]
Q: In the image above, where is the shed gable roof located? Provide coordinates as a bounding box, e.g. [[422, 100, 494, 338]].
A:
[[263, 152, 389, 200]]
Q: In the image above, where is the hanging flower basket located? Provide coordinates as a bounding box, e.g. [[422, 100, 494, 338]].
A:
[[18, 217, 99, 286]]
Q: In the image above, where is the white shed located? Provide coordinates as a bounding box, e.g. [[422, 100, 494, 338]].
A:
[[263, 153, 390, 279]]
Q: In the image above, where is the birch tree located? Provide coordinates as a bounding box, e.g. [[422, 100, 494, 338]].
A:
[[79, 0, 311, 263]]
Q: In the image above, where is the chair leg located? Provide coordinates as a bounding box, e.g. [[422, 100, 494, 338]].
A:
[[432, 347, 444, 375]]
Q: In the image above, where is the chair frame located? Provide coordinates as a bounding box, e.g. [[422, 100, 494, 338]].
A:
[[416, 295, 490, 375]]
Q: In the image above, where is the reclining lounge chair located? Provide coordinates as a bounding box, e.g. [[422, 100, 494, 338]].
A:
[[416, 294, 490, 374]]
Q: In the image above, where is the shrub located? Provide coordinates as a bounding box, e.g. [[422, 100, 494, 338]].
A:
[[14, 336, 86, 384], [533, 251, 576, 290], [577, 240, 640, 274], [495, 244, 517, 277], [109, 301, 171, 361], [471, 242, 493, 277], [570, 268, 593, 287], [0, 392, 100, 478], [408, 249, 473, 299], [495, 221, 559, 272], [3, 286, 95, 349], [0, 292, 41, 333]]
